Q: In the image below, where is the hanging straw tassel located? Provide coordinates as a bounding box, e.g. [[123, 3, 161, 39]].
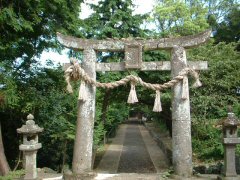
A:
[[65, 68, 73, 93], [191, 70, 202, 88], [181, 76, 188, 100], [78, 81, 87, 101], [66, 81, 73, 93], [127, 82, 138, 104], [153, 90, 162, 112], [192, 79, 202, 88]]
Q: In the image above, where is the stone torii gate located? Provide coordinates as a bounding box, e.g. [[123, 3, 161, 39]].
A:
[[57, 29, 211, 178]]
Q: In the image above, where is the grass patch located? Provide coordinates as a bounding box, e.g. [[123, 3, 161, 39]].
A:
[[0, 170, 24, 180]]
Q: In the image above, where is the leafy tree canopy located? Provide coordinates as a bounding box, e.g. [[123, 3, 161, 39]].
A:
[[215, 7, 240, 45], [85, 0, 147, 39], [151, 0, 209, 36], [0, 0, 83, 67]]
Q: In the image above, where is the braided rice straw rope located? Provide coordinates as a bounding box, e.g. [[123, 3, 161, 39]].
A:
[[65, 59, 202, 93]]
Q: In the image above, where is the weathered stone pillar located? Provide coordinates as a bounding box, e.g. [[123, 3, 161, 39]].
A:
[[171, 46, 192, 177], [24, 151, 37, 179], [72, 48, 96, 174]]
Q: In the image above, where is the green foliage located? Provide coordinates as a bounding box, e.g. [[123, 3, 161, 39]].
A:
[[85, 0, 146, 39], [107, 102, 129, 124], [189, 42, 240, 160], [203, 0, 239, 22], [161, 167, 174, 178], [1, 79, 19, 109], [0, 64, 78, 170], [33, 67, 77, 170], [189, 42, 240, 119], [0, 170, 24, 180], [192, 118, 223, 161], [151, 0, 209, 36], [0, 0, 83, 171], [94, 122, 105, 147], [215, 7, 240, 46], [0, 0, 83, 66]]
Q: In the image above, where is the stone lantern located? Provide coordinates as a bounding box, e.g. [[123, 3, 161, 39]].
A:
[[219, 111, 240, 179], [17, 114, 43, 180]]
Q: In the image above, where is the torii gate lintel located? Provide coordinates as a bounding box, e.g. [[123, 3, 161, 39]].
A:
[[57, 29, 211, 51]]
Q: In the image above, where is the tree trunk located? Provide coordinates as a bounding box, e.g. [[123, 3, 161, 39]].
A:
[[61, 140, 67, 173], [101, 89, 111, 125], [0, 121, 10, 176]]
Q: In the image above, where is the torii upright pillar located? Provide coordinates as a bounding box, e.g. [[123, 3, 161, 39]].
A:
[[171, 46, 192, 177], [72, 48, 96, 175]]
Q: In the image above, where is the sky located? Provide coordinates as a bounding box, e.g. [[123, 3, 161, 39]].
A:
[[40, 0, 155, 66]]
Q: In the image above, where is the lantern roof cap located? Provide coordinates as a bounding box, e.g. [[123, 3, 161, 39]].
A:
[[17, 114, 43, 134], [223, 112, 240, 127]]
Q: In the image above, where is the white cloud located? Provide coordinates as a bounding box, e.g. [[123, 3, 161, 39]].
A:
[[133, 0, 155, 15], [40, 49, 69, 66]]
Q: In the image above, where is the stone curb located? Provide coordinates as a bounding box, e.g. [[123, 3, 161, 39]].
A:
[[143, 122, 172, 165]]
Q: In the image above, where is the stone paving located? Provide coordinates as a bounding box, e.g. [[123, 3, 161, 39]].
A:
[[118, 124, 156, 173], [95, 124, 127, 173], [95, 121, 169, 175], [93, 121, 226, 180]]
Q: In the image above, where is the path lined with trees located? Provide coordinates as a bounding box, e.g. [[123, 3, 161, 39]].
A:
[[96, 121, 169, 173]]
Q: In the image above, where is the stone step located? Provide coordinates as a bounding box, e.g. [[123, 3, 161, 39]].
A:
[[94, 173, 224, 180], [38, 172, 63, 180], [94, 173, 166, 180]]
